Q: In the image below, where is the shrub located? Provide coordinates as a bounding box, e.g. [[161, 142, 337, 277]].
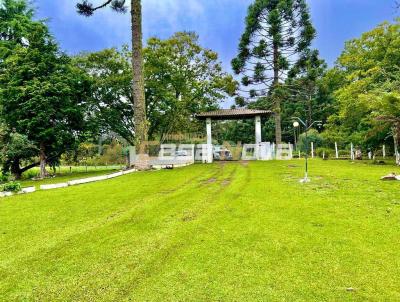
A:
[[316, 148, 333, 159], [0, 173, 10, 183], [297, 129, 324, 153], [1, 181, 21, 192], [21, 169, 38, 180]]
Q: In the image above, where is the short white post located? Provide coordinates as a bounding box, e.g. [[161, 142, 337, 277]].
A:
[[255, 115, 262, 159], [350, 143, 354, 160], [323, 151, 325, 159], [383, 145, 386, 158], [298, 150, 301, 159], [311, 142, 314, 158], [206, 118, 213, 163], [335, 142, 339, 159]]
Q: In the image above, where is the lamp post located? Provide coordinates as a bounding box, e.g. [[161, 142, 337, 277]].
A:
[[292, 117, 322, 183]]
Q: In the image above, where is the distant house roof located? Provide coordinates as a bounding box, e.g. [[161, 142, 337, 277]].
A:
[[196, 109, 272, 120]]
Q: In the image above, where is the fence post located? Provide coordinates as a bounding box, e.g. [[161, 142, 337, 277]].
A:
[[311, 142, 314, 158], [383, 145, 386, 159], [350, 143, 354, 160], [298, 150, 301, 159], [335, 142, 339, 159]]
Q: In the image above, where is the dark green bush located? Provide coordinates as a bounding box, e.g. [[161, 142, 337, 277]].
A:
[[0, 173, 10, 183], [1, 182, 22, 192]]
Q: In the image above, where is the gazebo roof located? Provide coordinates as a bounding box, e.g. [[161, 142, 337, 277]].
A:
[[196, 109, 272, 120]]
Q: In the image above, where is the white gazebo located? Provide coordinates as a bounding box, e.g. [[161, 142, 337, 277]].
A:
[[196, 109, 272, 162]]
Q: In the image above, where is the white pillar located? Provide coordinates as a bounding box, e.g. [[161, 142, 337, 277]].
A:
[[206, 118, 212, 145], [311, 142, 314, 158], [206, 118, 213, 163], [383, 145, 386, 158], [255, 115, 262, 160], [335, 142, 339, 159], [255, 115, 262, 144], [351, 143, 354, 160]]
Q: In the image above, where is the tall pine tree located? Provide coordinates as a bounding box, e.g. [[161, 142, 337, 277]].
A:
[[232, 0, 315, 144], [76, 0, 148, 149]]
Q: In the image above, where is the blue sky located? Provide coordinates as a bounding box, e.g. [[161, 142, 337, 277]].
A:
[[34, 0, 397, 71]]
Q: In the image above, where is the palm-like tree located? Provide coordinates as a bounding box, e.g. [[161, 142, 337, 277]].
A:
[[77, 0, 148, 146]]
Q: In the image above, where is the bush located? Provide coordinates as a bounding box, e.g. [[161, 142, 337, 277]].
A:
[[316, 148, 333, 159], [297, 129, 324, 153], [21, 169, 38, 180], [1, 181, 21, 192], [0, 173, 10, 183]]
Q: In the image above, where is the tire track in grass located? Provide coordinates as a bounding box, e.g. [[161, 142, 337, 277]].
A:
[[0, 165, 222, 300], [1, 164, 238, 300], [112, 163, 246, 301], [46, 163, 240, 301]]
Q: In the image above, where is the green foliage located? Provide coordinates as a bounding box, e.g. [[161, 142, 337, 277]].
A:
[[73, 47, 134, 143], [232, 0, 316, 142], [0, 132, 37, 172], [0, 17, 92, 175], [0, 172, 10, 182], [1, 181, 21, 192], [323, 20, 400, 149], [75, 32, 237, 142], [315, 147, 333, 159], [145, 32, 237, 139], [0, 0, 37, 60], [297, 129, 324, 152]]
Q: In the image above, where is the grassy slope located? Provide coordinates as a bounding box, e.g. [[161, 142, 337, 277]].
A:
[[0, 160, 400, 301]]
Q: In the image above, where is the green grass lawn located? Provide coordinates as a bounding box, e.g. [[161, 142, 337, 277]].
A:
[[1, 160, 400, 301]]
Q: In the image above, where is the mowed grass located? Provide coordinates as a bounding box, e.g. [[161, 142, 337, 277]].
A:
[[1, 160, 400, 301]]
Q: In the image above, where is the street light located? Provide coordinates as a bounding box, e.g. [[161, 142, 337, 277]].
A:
[[292, 117, 322, 183]]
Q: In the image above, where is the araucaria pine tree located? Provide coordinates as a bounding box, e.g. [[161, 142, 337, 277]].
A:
[[232, 0, 315, 144], [76, 0, 148, 147]]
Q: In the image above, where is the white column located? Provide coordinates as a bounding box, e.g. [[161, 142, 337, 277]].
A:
[[255, 116, 262, 160], [255, 115, 262, 144], [335, 142, 339, 159], [311, 142, 314, 158], [206, 118, 213, 163], [351, 143, 354, 160]]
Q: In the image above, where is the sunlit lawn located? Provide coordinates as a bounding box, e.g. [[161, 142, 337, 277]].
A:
[[1, 160, 400, 301]]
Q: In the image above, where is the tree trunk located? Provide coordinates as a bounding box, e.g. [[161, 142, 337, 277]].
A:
[[39, 142, 48, 178], [394, 124, 400, 165], [10, 158, 22, 180], [273, 43, 282, 145], [131, 0, 147, 150], [308, 93, 313, 124]]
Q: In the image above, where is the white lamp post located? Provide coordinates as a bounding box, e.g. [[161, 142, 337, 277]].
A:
[[292, 117, 322, 183]]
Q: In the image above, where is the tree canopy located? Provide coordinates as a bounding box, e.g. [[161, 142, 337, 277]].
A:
[[75, 32, 237, 143], [323, 20, 400, 150]]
